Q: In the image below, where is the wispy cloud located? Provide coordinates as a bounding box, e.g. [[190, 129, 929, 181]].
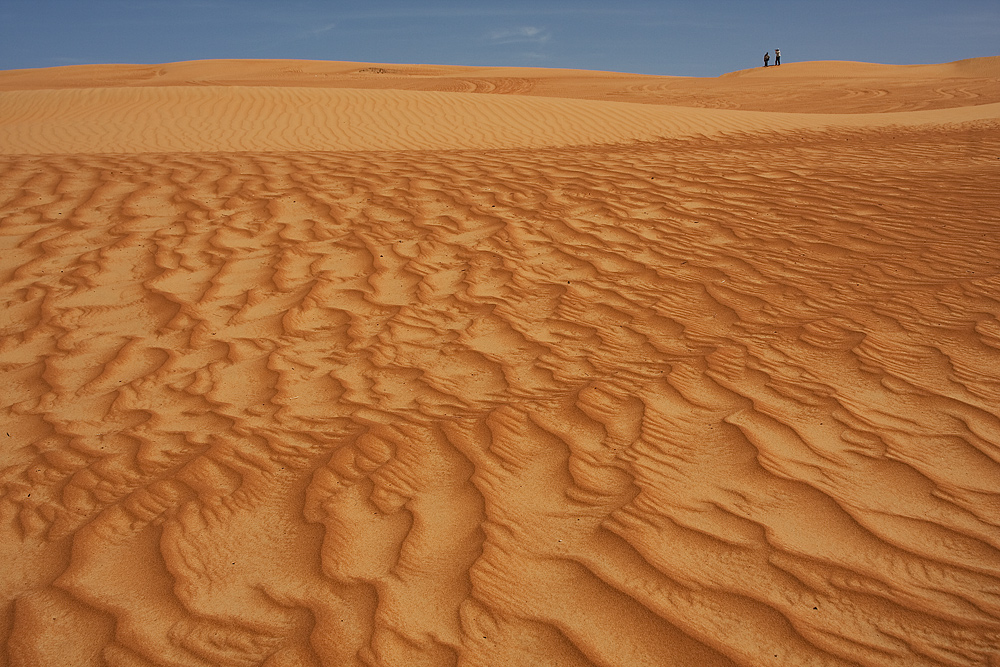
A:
[[303, 22, 337, 37], [487, 26, 551, 45], [517, 51, 550, 62]]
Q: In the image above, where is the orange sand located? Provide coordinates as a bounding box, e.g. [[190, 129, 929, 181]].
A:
[[1, 58, 999, 667]]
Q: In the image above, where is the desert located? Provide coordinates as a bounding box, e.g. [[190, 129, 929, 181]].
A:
[[1, 56, 999, 666]]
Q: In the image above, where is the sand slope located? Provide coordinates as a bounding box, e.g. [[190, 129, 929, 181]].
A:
[[2, 85, 998, 155], [1, 59, 1000, 667]]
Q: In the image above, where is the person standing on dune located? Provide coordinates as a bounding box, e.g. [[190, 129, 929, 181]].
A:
[[764, 52, 770, 67], [775, 48, 781, 65]]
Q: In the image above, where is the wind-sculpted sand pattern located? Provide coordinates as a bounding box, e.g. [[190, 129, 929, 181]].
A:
[[1, 128, 1000, 667]]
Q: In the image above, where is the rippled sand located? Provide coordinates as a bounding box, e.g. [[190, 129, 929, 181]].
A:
[[1, 58, 999, 667]]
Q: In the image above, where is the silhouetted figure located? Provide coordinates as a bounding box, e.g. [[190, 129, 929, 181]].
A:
[[764, 52, 770, 67], [775, 49, 781, 66]]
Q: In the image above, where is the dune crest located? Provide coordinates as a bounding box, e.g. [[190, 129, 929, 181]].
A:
[[1, 59, 999, 667]]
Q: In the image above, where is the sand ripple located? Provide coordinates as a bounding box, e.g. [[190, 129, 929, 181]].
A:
[[1, 120, 999, 666]]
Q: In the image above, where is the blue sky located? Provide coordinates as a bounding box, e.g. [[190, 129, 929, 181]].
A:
[[1, 0, 998, 77]]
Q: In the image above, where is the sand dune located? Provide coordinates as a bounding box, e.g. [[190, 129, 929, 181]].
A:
[[2, 84, 998, 155], [3, 56, 998, 113], [1, 59, 999, 667]]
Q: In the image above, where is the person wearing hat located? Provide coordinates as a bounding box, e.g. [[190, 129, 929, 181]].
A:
[[775, 49, 781, 66]]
